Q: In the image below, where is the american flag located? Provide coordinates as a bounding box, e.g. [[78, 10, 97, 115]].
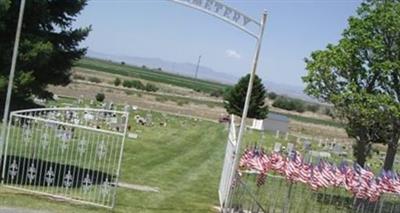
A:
[[238, 147, 400, 201], [270, 152, 286, 175], [298, 163, 312, 184], [285, 152, 302, 182]]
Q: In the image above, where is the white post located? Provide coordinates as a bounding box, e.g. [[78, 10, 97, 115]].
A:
[[224, 11, 267, 209], [0, 0, 26, 165], [275, 130, 280, 139]]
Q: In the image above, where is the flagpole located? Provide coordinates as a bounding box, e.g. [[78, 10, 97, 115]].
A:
[[0, 0, 26, 179]]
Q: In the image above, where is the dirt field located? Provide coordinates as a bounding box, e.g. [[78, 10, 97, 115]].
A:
[[48, 82, 226, 121], [48, 79, 351, 142]]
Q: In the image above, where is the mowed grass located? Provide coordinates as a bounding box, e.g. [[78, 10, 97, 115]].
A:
[[0, 110, 229, 212], [75, 57, 229, 94]]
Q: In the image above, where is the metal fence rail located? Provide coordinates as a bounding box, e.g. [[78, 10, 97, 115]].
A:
[[219, 115, 237, 208], [0, 108, 128, 208]]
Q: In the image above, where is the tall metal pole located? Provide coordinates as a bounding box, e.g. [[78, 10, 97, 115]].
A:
[[0, 0, 26, 165], [224, 11, 267, 210], [195, 55, 202, 79]]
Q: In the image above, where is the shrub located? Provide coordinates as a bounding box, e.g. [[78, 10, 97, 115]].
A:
[[306, 104, 320, 113], [88, 76, 101, 83], [95, 93, 105, 102], [130, 80, 145, 90], [122, 80, 132, 88], [114, 77, 121, 86], [72, 73, 85, 80], [122, 79, 147, 90], [177, 100, 189, 106], [268, 92, 278, 100], [272, 97, 305, 113], [145, 83, 159, 92], [155, 96, 168, 102], [210, 89, 224, 97], [124, 90, 134, 95]]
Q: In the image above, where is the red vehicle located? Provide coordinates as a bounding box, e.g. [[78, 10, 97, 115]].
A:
[[218, 115, 231, 123]]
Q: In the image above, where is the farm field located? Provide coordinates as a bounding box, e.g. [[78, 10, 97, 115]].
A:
[[74, 58, 342, 126], [75, 57, 229, 94]]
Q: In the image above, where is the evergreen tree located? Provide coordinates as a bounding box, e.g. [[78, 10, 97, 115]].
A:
[[224, 74, 268, 119], [0, 0, 90, 112]]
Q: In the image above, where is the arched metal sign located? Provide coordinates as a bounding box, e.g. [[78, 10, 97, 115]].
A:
[[170, 0, 262, 39]]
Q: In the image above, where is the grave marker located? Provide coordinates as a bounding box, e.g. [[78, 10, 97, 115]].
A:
[[273, 143, 282, 152]]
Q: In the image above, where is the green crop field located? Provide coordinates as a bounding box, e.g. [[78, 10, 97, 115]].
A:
[[75, 57, 230, 94], [271, 111, 343, 128]]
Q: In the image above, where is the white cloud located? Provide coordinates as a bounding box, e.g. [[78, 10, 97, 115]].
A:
[[225, 49, 241, 59]]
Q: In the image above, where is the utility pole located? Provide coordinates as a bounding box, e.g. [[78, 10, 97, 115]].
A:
[[195, 55, 201, 79], [1, 0, 26, 182]]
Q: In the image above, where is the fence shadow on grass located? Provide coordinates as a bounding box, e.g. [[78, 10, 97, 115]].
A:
[[1, 155, 112, 188]]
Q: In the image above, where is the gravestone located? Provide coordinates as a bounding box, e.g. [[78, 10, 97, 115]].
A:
[[124, 104, 130, 112], [318, 138, 323, 147], [303, 140, 311, 151], [146, 114, 153, 125], [109, 102, 114, 110], [333, 144, 342, 154], [273, 143, 282, 152], [284, 132, 289, 141], [287, 143, 294, 155], [128, 133, 138, 139], [78, 95, 83, 104], [275, 130, 280, 139]]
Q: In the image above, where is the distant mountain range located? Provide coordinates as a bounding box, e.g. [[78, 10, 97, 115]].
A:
[[86, 50, 315, 102]]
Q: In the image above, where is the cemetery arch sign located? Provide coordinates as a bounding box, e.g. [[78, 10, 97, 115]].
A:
[[1, 0, 267, 209]]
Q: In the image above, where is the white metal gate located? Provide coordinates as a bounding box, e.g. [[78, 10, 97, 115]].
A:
[[0, 108, 128, 208], [218, 115, 237, 208]]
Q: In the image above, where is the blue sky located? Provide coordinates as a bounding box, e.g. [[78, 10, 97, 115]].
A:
[[74, 0, 362, 87]]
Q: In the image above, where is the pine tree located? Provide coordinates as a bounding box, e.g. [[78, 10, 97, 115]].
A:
[[224, 74, 268, 119], [0, 0, 90, 112]]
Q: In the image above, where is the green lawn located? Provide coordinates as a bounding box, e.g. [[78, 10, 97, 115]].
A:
[[75, 57, 229, 94]]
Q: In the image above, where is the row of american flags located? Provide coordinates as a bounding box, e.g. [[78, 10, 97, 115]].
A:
[[239, 147, 400, 202]]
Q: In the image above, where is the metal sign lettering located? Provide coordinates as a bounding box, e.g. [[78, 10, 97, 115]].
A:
[[171, 0, 261, 38]]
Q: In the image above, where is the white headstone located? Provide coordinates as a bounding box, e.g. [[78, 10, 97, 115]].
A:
[[284, 132, 289, 141], [124, 104, 130, 112], [273, 143, 282, 152], [287, 143, 294, 154], [128, 133, 138, 139], [275, 130, 280, 139]]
